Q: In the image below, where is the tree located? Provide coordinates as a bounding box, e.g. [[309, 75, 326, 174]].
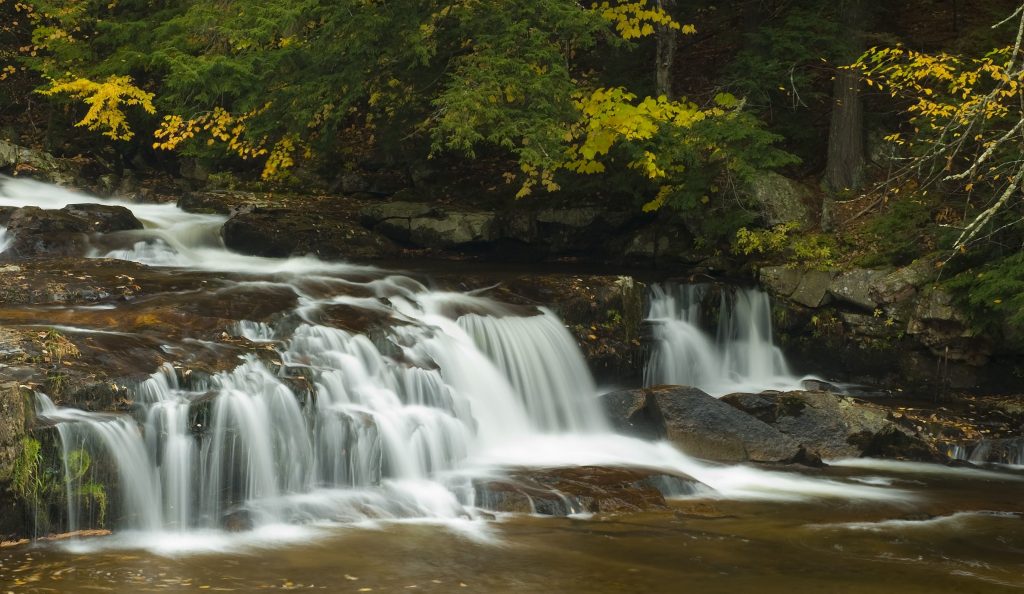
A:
[[823, 0, 867, 228]]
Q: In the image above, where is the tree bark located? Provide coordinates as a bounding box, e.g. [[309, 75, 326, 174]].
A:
[[655, 0, 677, 98], [825, 68, 865, 193], [823, 0, 866, 229]]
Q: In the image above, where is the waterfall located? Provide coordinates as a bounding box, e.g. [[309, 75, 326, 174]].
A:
[[644, 283, 810, 396], [33, 297, 610, 532], [7, 176, 905, 545], [0, 227, 10, 254]]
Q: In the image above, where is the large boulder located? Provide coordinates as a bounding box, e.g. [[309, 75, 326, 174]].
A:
[[2, 204, 142, 259], [828, 268, 891, 311], [759, 266, 835, 308], [600, 385, 802, 463], [359, 202, 493, 247], [221, 207, 399, 260], [743, 172, 813, 227], [0, 140, 80, 186], [722, 390, 941, 461]]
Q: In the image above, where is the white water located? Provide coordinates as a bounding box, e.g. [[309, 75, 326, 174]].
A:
[[644, 283, 813, 396], [3, 176, 915, 551]]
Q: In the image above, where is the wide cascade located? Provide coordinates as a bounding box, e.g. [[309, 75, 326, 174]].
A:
[[32, 297, 611, 532], [2, 176, 902, 545], [644, 283, 809, 396]]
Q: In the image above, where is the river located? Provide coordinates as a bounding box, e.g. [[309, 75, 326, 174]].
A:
[[0, 177, 1022, 592]]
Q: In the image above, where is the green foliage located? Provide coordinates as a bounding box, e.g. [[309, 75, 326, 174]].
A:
[[857, 195, 950, 267], [733, 222, 835, 270], [12, 436, 44, 504], [946, 252, 1024, 346]]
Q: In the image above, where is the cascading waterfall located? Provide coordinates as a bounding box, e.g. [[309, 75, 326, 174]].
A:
[[644, 283, 811, 396], [4, 176, 905, 547], [32, 297, 614, 533], [0, 227, 11, 253]]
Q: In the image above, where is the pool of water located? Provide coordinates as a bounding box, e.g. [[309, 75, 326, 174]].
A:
[[3, 463, 1022, 593]]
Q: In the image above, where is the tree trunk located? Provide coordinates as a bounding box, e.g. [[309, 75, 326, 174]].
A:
[[823, 0, 866, 229], [825, 69, 865, 193], [655, 0, 677, 98]]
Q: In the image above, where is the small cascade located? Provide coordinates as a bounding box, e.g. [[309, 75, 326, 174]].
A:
[[0, 227, 11, 253], [947, 438, 1024, 467], [644, 283, 810, 396]]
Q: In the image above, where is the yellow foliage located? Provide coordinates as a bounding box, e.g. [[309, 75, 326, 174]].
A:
[[41, 75, 155, 140], [562, 87, 706, 177], [153, 105, 270, 160], [592, 1, 695, 40], [854, 46, 1021, 127]]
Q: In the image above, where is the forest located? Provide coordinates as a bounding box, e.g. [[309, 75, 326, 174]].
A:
[[2, 0, 1024, 337], [3, 3, 1024, 591]]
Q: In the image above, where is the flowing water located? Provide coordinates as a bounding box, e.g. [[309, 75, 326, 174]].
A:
[[644, 283, 812, 396], [1, 177, 1022, 592]]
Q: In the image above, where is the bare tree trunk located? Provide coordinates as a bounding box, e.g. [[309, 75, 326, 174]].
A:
[[823, 0, 866, 229], [655, 0, 677, 98], [825, 69, 865, 192]]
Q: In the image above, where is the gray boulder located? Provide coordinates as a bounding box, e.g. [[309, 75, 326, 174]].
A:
[[722, 390, 939, 460], [2, 204, 143, 259], [222, 207, 399, 260], [829, 268, 891, 311], [744, 172, 812, 227], [0, 140, 80, 186], [600, 385, 802, 463]]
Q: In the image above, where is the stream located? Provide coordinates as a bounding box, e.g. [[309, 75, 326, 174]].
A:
[[1, 177, 1022, 592]]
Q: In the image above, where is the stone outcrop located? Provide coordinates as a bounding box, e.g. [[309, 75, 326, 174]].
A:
[[600, 385, 802, 463], [221, 207, 400, 260], [0, 382, 31, 539], [721, 390, 942, 461], [760, 260, 999, 391], [743, 172, 813, 227], [1, 204, 143, 259], [0, 140, 80, 186]]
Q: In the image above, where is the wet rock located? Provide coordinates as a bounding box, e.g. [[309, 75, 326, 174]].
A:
[[743, 171, 812, 227], [2, 204, 142, 259], [602, 389, 664, 440], [179, 158, 209, 182], [222, 207, 399, 260], [223, 508, 254, 532], [723, 390, 936, 460], [358, 201, 440, 227], [868, 258, 934, 306], [860, 425, 945, 462], [359, 202, 494, 247], [790, 271, 836, 308], [760, 266, 838, 309], [406, 211, 497, 247], [177, 191, 233, 215], [58, 204, 144, 233], [600, 386, 801, 463], [0, 382, 31, 540], [0, 140, 80, 186], [0, 382, 29, 483], [906, 288, 990, 365], [828, 268, 890, 311], [474, 466, 702, 516], [621, 223, 696, 267]]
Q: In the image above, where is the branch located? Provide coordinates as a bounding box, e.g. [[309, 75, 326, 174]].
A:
[[952, 160, 1024, 251]]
